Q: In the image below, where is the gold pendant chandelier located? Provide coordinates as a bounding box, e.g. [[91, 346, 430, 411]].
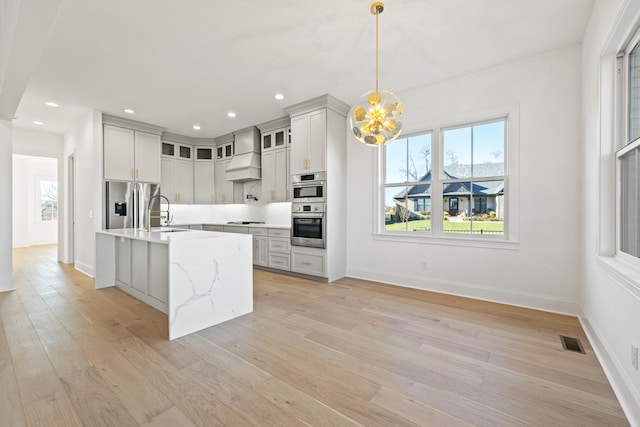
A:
[[349, 2, 404, 146]]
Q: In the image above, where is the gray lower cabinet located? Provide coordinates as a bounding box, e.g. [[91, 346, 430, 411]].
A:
[[249, 228, 268, 267], [200, 225, 292, 271], [114, 236, 168, 313], [267, 229, 291, 271]]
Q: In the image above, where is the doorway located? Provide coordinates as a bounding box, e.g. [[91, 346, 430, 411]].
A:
[[12, 155, 59, 248]]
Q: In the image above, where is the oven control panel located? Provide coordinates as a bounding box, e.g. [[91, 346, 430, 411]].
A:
[[292, 203, 325, 213]]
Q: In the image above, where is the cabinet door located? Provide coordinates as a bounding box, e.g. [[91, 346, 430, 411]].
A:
[[134, 131, 161, 183], [161, 158, 177, 204], [261, 151, 276, 202], [307, 109, 326, 173], [274, 148, 287, 202], [104, 125, 134, 181], [262, 148, 287, 202], [174, 160, 193, 204], [253, 235, 268, 266], [148, 243, 168, 304], [131, 240, 148, 294], [214, 159, 228, 203], [194, 162, 215, 204], [290, 114, 309, 175], [116, 236, 131, 286]]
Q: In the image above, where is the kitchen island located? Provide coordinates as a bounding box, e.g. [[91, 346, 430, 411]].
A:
[[95, 228, 253, 340]]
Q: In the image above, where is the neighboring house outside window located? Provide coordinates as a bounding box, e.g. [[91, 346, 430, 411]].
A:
[[39, 179, 58, 222], [383, 118, 506, 238]]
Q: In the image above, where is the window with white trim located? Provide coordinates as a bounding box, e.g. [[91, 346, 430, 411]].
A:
[[618, 32, 640, 258], [382, 117, 507, 238], [39, 179, 58, 222]]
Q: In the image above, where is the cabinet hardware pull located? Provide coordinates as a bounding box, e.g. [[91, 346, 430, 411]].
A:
[[273, 261, 283, 264], [131, 168, 135, 179], [302, 261, 312, 265], [136, 168, 139, 179]]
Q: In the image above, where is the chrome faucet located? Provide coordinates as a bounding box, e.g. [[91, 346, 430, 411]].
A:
[[146, 194, 172, 231]]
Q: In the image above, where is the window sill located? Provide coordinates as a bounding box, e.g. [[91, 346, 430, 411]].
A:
[[596, 255, 640, 296], [373, 232, 519, 250]]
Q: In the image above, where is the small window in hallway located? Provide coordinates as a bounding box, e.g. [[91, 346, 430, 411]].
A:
[[39, 179, 58, 221]]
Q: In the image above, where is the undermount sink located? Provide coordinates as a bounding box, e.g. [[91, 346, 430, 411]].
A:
[[149, 227, 187, 233]]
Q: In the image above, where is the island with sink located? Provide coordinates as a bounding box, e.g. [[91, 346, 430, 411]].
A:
[[95, 227, 253, 340]]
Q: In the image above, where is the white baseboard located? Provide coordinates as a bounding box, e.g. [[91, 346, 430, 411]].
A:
[[580, 316, 640, 427], [0, 278, 15, 292], [346, 268, 581, 316], [74, 261, 95, 278]]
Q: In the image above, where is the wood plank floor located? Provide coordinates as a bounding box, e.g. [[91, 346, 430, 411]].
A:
[[1, 244, 629, 426]]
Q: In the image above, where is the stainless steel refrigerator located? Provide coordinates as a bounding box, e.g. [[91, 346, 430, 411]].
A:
[[105, 181, 161, 229]]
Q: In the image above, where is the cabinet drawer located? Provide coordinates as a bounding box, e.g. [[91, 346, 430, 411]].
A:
[[223, 226, 249, 234], [203, 225, 224, 232], [268, 253, 291, 271], [268, 228, 290, 238], [291, 250, 325, 277], [268, 237, 290, 253], [249, 227, 267, 236]]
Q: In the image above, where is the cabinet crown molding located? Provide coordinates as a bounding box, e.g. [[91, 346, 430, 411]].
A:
[[284, 94, 350, 117], [162, 131, 214, 145], [214, 132, 234, 145], [257, 116, 290, 133], [102, 113, 166, 135]]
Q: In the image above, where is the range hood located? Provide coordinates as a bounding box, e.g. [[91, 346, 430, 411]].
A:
[[225, 126, 261, 182], [226, 152, 261, 181]]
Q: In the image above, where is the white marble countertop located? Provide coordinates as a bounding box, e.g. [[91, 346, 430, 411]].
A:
[[97, 228, 232, 244]]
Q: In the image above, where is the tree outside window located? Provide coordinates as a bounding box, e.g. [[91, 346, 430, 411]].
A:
[[40, 180, 58, 221]]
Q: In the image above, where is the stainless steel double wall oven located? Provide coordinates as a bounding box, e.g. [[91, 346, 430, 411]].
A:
[[291, 172, 326, 249]]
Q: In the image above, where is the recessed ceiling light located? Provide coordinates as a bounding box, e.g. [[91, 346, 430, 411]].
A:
[[124, 108, 135, 114], [274, 93, 284, 100], [45, 102, 59, 107], [33, 121, 44, 125], [227, 111, 236, 118], [193, 125, 201, 130]]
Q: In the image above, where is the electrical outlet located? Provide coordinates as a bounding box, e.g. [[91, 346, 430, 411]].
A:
[[632, 345, 638, 370], [421, 261, 428, 271]]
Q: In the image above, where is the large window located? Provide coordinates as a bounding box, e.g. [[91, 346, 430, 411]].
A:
[[384, 133, 432, 232], [383, 118, 507, 239], [39, 179, 58, 222], [618, 34, 640, 258]]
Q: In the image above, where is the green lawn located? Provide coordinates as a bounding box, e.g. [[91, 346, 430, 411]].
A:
[[385, 219, 504, 234]]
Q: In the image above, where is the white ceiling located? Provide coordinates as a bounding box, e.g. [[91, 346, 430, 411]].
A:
[[14, 0, 595, 138]]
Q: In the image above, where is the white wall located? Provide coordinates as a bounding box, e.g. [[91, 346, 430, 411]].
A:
[[346, 45, 583, 314], [0, 120, 13, 291], [581, 0, 640, 423], [12, 155, 58, 247], [63, 111, 102, 276], [12, 128, 64, 256]]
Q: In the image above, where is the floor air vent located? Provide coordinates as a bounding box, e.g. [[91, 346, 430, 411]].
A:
[[560, 335, 586, 354]]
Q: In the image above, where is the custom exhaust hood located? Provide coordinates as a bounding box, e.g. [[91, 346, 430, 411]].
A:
[[226, 126, 261, 182]]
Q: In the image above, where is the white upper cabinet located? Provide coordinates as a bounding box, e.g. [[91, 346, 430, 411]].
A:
[[104, 125, 134, 181], [161, 157, 193, 204], [194, 162, 215, 204], [104, 124, 161, 183], [134, 131, 162, 182], [262, 147, 288, 203], [174, 160, 193, 204], [214, 159, 241, 204], [290, 109, 326, 175]]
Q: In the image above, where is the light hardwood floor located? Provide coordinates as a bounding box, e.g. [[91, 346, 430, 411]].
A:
[[1, 245, 629, 426]]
